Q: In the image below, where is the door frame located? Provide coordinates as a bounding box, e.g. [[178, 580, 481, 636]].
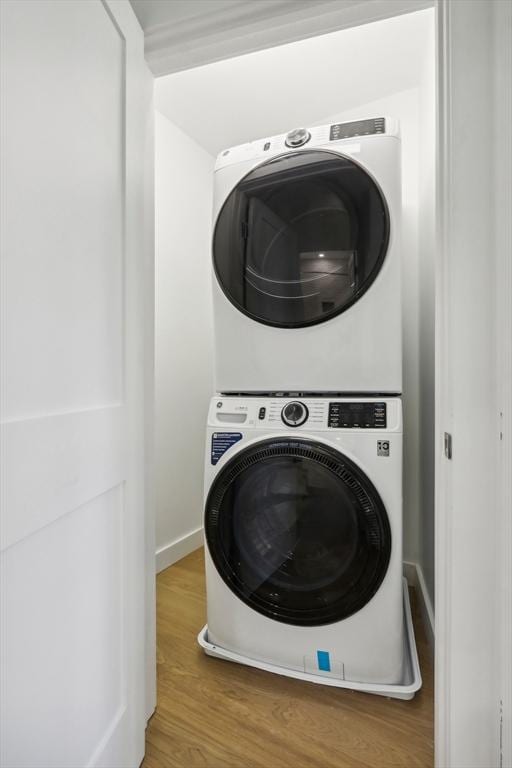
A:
[[435, 2, 512, 766], [147, 1, 512, 765]]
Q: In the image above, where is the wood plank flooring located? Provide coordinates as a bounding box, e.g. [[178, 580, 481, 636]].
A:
[[143, 548, 433, 768]]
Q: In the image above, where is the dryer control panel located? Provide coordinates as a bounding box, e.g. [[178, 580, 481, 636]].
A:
[[329, 117, 385, 141], [328, 402, 387, 429], [214, 117, 400, 170]]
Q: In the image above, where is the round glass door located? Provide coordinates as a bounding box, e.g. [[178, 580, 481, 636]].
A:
[[205, 439, 391, 626], [213, 150, 390, 328]]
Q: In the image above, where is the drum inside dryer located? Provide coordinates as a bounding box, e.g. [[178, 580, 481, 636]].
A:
[[205, 438, 391, 626], [213, 150, 390, 328]]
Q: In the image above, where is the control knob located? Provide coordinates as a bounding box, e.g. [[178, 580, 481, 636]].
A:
[[285, 127, 311, 148], [281, 401, 309, 427]]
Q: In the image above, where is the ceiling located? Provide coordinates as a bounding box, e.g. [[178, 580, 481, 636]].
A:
[[154, 7, 434, 155], [130, 0, 248, 31], [129, 0, 433, 76]]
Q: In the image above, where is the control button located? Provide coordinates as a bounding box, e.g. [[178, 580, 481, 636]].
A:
[[285, 127, 311, 148], [281, 401, 309, 427], [263, 142, 271, 151], [258, 407, 266, 420]]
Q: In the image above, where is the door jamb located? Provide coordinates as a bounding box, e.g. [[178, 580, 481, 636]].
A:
[[435, 1, 511, 766]]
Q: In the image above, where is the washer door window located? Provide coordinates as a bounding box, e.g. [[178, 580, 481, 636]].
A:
[[205, 439, 391, 626], [213, 150, 390, 328]]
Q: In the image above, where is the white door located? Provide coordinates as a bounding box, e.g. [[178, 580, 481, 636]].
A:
[[0, 2, 152, 766]]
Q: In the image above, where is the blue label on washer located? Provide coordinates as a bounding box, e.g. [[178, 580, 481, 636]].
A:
[[317, 650, 331, 672], [211, 432, 242, 465]]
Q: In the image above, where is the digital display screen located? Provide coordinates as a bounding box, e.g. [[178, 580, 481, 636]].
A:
[[328, 402, 387, 428], [330, 118, 385, 141]]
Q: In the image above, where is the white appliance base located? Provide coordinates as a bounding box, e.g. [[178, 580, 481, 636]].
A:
[[197, 578, 422, 700]]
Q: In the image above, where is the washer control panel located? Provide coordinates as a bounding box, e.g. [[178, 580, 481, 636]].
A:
[[281, 401, 309, 427], [209, 397, 400, 431], [328, 402, 387, 429]]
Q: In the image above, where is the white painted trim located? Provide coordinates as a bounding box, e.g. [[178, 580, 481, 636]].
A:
[[416, 563, 435, 650], [435, 2, 504, 767], [146, 0, 434, 76], [404, 560, 435, 651], [403, 561, 418, 588], [155, 526, 204, 573], [142, 58, 157, 725], [434, 2, 452, 766], [494, 0, 512, 765]]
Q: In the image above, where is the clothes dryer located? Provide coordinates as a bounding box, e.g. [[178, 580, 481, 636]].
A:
[[212, 118, 402, 394]]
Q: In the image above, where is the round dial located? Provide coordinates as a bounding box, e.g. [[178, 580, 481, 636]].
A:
[[281, 401, 309, 427], [285, 127, 311, 148]]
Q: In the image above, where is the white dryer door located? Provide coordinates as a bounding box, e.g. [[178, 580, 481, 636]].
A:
[[213, 150, 389, 328]]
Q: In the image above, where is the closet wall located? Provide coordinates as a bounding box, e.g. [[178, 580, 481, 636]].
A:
[[154, 112, 214, 571]]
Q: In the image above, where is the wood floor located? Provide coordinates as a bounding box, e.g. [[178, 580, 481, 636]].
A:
[[143, 548, 434, 768]]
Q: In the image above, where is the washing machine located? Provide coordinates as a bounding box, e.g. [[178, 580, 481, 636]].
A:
[[200, 394, 407, 690], [212, 117, 402, 394]]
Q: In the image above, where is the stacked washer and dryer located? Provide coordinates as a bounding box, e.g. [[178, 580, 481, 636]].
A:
[[198, 118, 421, 698]]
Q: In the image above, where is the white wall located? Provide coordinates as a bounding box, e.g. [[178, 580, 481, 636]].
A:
[[154, 111, 214, 572]]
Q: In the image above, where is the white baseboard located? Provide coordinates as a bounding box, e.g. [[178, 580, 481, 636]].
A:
[[403, 560, 435, 650], [155, 526, 204, 573]]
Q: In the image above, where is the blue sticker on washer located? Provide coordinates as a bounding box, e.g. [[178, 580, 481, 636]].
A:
[[211, 432, 242, 465], [317, 650, 331, 672]]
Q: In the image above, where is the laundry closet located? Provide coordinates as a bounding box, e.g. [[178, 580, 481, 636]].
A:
[[153, 5, 436, 694]]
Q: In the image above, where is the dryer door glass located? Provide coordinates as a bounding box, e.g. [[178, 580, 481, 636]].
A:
[[213, 150, 390, 328], [205, 438, 391, 626]]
